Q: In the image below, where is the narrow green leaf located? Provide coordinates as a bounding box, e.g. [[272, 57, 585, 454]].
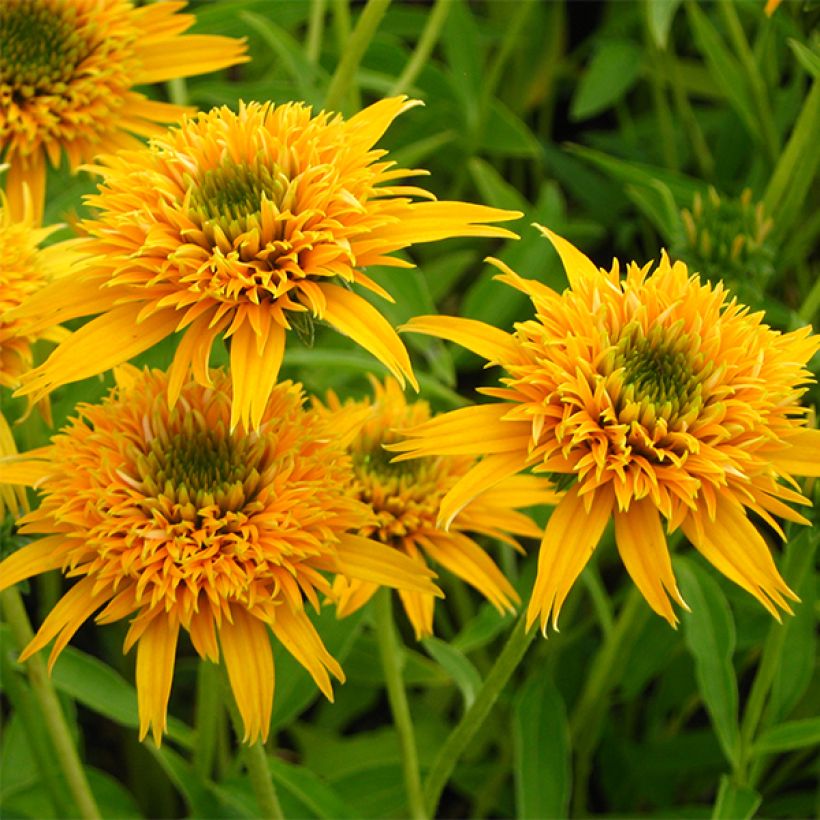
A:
[[513, 674, 570, 819], [645, 0, 683, 49], [711, 774, 761, 820], [571, 41, 643, 121], [268, 758, 358, 819], [685, 3, 757, 137], [451, 604, 514, 654], [624, 180, 684, 245], [787, 38, 820, 79], [753, 718, 820, 755], [479, 100, 542, 157], [422, 636, 482, 710], [442, 0, 483, 133], [677, 558, 740, 768], [147, 745, 220, 818], [468, 157, 529, 212], [50, 646, 194, 749]]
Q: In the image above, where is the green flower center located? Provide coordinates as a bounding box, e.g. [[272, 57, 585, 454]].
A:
[[135, 423, 272, 513], [353, 443, 426, 480], [614, 322, 709, 419], [188, 158, 290, 227], [0, 1, 88, 94]]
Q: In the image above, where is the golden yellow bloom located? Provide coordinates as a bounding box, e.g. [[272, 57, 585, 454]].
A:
[[0, 0, 248, 220], [0, 411, 26, 517], [397, 228, 820, 631], [13, 98, 519, 431], [0, 187, 85, 391], [315, 378, 558, 638], [0, 367, 439, 744]]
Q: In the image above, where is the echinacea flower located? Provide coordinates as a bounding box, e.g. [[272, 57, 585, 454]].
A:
[[314, 378, 558, 638], [0, 186, 86, 394], [13, 98, 520, 431], [0, 0, 248, 220], [396, 227, 820, 631], [0, 366, 440, 743]]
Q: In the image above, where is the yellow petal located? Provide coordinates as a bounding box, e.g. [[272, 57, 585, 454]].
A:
[[397, 588, 436, 640], [614, 499, 687, 627], [534, 224, 601, 288], [321, 284, 418, 390], [438, 451, 530, 530], [133, 36, 249, 83], [136, 614, 180, 745], [334, 533, 442, 597], [401, 315, 520, 365], [771, 428, 820, 476], [526, 485, 613, 634], [219, 608, 274, 744], [270, 604, 342, 701], [229, 319, 285, 432], [0, 536, 71, 592]]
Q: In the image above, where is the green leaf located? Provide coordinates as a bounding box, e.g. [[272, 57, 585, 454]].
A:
[[513, 674, 570, 819], [685, 3, 757, 137], [50, 647, 194, 749], [85, 767, 142, 819], [711, 775, 761, 820], [677, 558, 740, 768], [442, 0, 483, 133], [468, 157, 529, 212], [422, 636, 482, 710], [451, 604, 515, 654], [753, 718, 820, 755], [571, 41, 643, 121], [645, 0, 683, 49], [787, 38, 820, 79], [268, 758, 358, 819], [479, 100, 542, 158], [147, 744, 224, 818], [624, 180, 684, 245]]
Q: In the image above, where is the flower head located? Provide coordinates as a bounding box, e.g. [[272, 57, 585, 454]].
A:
[[397, 228, 820, 631], [0, 367, 439, 743], [315, 378, 557, 638], [13, 98, 520, 431], [0, 0, 247, 220]]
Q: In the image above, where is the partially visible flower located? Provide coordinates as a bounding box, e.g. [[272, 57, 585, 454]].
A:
[[674, 187, 774, 304], [0, 186, 86, 394], [764, 0, 782, 16], [396, 227, 820, 631], [0, 411, 26, 517], [0, 0, 248, 220], [0, 367, 439, 744], [315, 378, 558, 638], [13, 98, 520, 431]]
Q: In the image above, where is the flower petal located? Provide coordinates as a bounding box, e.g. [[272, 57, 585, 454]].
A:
[[136, 614, 180, 745]]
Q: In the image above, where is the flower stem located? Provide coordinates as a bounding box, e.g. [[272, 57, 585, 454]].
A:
[[375, 589, 426, 820], [423, 611, 536, 817], [569, 585, 647, 816], [389, 0, 450, 96], [306, 0, 327, 65], [222, 674, 284, 820], [324, 0, 391, 112], [193, 660, 221, 779], [2, 587, 102, 820]]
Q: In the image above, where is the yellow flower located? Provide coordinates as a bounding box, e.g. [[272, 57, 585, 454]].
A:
[[0, 0, 248, 220], [396, 228, 820, 631], [0, 367, 440, 744], [315, 378, 558, 638], [0, 411, 26, 517], [0, 186, 86, 392], [13, 98, 520, 431]]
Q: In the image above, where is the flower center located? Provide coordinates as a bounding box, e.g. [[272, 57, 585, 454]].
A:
[[136, 424, 271, 512], [0, 1, 88, 96], [353, 445, 425, 480], [187, 158, 290, 229], [613, 323, 708, 419]]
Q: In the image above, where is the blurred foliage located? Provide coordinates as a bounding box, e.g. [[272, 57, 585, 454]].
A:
[[2, 1, 819, 818]]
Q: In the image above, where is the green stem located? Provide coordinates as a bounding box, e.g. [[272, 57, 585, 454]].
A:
[[375, 590, 426, 820], [423, 611, 536, 817], [223, 675, 284, 820], [389, 0, 450, 96], [306, 0, 327, 65], [569, 586, 647, 816], [2, 588, 102, 820], [193, 660, 221, 779], [166, 77, 189, 107], [324, 0, 391, 112]]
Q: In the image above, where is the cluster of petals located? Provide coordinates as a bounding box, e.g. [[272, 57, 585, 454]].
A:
[[12, 97, 520, 431], [0, 367, 440, 743], [0, 0, 248, 219], [314, 377, 559, 638], [398, 227, 820, 631]]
